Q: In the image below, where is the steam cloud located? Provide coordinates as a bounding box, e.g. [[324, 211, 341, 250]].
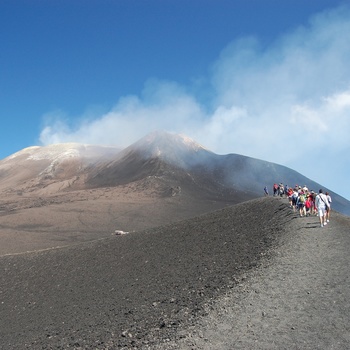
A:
[[40, 5, 350, 197]]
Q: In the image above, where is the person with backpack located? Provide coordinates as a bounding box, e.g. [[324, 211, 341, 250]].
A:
[[291, 189, 298, 212], [315, 189, 331, 227], [297, 191, 306, 217]]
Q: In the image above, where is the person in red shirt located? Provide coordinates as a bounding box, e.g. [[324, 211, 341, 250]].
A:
[[305, 195, 313, 216]]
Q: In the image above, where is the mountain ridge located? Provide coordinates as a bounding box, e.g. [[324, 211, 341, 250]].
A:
[[0, 130, 349, 215]]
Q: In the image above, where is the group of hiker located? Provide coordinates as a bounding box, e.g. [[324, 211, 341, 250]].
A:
[[264, 183, 332, 228]]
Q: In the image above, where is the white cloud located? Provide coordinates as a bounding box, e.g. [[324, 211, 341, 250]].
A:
[[41, 80, 206, 148], [40, 5, 350, 199], [324, 90, 350, 111]]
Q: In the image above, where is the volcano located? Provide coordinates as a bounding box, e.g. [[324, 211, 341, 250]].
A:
[[1, 132, 350, 349], [0, 131, 349, 217]]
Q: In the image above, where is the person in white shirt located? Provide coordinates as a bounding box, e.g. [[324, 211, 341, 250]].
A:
[[315, 189, 330, 227], [325, 192, 332, 223]]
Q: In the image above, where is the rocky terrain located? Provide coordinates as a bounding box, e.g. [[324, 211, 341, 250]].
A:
[[1, 197, 349, 349], [0, 131, 349, 349]]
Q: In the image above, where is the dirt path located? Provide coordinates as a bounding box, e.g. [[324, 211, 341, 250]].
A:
[[173, 205, 350, 349]]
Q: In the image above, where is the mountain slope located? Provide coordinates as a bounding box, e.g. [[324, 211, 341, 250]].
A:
[[1, 197, 349, 349], [0, 197, 293, 349], [0, 143, 121, 193], [85, 131, 253, 203], [0, 130, 349, 215]]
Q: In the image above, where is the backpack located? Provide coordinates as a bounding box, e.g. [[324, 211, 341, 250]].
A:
[[299, 194, 306, 203]]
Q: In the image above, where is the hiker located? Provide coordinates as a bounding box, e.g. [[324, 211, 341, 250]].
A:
[[315, 189, 330, 227], [325, 192, 332, 223], [296, 191, 306, 217], [305, 195, 313, 216], [279, 183, 284, 197], [308, 192, 316, 215], [273, 183, 278, 196], [287, 187, 294, 207], [264, 186, 269, 196], [310, 191, 317, 215], [291, 188, 298, 212]]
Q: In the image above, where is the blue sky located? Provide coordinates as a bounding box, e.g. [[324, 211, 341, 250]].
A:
[[1, 0, 350, 200]]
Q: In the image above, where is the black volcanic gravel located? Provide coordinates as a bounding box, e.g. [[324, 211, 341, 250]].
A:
[[0, 197, 293, 349]]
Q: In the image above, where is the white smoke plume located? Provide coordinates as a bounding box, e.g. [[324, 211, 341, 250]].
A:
[[40, 5, 350, 199]]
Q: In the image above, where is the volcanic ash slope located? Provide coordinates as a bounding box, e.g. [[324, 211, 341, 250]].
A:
[[0, 198, 307, 349]]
